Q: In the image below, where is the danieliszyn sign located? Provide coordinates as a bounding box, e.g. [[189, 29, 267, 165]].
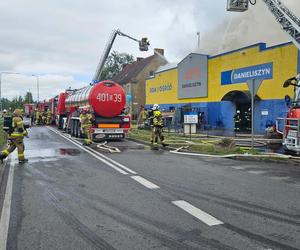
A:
[[221, 62, 273, 85], [178, 53, 208, 99]]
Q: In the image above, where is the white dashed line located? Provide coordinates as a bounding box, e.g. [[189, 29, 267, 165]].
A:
[[247, 170, 267, 175], [131, 176, 160, 189], [172, 200, 223, 226]]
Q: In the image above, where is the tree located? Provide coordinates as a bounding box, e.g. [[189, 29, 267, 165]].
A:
[[24, 91, 33, 104], [100, 51, 134, 80]]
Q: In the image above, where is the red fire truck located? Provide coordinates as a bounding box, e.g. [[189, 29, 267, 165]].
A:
[[277, 75, 300, 154], [56, 80, 130, 141]]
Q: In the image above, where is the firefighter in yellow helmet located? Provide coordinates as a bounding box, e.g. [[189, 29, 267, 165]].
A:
[[151, 104, 167, 148], [35, 109, 41, 125], [80, 109, 93, 145], [46, 109, 52, 125], [0, 109, 28, 164]]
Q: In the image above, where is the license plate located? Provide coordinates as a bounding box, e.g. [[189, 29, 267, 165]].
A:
[[94, 128, 123, 134]]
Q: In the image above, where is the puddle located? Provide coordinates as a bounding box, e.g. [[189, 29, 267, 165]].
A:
[[58, 148, 81, 156]]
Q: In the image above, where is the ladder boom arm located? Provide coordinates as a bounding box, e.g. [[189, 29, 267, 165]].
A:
[[92, 29, 149, 83]]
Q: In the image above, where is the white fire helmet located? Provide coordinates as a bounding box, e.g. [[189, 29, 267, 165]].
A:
[[152, 104, 159, 110], [236, 110, 240, 114]]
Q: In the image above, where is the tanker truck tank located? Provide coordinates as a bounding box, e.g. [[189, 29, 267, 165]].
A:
[[65, 81, 126, 117]]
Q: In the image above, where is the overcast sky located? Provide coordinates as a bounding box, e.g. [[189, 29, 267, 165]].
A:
[[0, 0, 299, 101]]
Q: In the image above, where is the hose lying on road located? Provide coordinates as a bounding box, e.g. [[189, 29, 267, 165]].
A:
[[169, 146, 293, 159]]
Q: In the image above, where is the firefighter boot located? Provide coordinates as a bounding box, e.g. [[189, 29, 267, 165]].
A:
[[19, 158, 29, 164], [0, 153, 7, 164]]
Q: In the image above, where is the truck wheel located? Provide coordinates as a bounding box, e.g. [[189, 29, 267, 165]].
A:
[[74, 121, 79, 138], [58, 117, 62, 129], [70, 120, 74, 136], [77, 123, 82, 138]]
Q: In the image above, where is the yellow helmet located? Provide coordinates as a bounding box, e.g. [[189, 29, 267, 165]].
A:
[[154, 110, 161, 116], [13, 109, 22, 116]]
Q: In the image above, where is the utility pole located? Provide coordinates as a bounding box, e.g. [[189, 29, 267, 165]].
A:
[[197, 32, 200, 49], [32, 75, 40, 102]]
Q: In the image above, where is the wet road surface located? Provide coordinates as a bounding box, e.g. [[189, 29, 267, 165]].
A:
[[1, 126, 300, 250]]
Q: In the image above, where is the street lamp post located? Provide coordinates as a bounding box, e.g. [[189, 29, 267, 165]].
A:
[[197, 32, 200, 49], [32, 75, 40, 103], [0, 72, 21, 112]]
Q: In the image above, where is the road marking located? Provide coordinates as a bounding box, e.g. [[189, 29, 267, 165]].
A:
[[172, 200, 223, 226], [0, 163, 14, 250], [87, 147, 137, 175], [47, 127, 128, 175], [48, 127, 137, 175], [131, 176, 160, 189], [247, 170, 267, 175], [231, 166, 245, 170]]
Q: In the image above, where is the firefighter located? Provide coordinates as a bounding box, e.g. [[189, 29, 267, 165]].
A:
[[46, 109, 52, 125], [41, 110, 47, 125], [0, 109, 28, 164], [234, 110, 242, 132], [80, 109, 93, 145], [2, 109, 7, 117], [137, 105, 148, 129], [151, 104, 167, 148], [245, 107, 251, 131], [35, 109, 41, 125]]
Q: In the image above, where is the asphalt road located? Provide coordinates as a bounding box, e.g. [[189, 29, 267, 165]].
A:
[[0, 126, 300, 250]]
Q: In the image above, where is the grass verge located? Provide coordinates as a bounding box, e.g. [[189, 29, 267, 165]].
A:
[[0, 119, 6, 148], [128, 128, 258, 155]]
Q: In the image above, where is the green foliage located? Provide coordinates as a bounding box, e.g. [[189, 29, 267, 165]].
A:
[[100, 51, 134, 80], [1, 91, 34, 112], [0, 119, 6, 148], [24, 92, 33, 104]]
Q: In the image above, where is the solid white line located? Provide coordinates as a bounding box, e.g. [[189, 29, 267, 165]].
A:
[[131, 176, 160, 189], [47, 127, 128, 175], [48, 126, 137, 175], [0, 163, 15, 250], [172, 200, 223, 226], [87, 147, 137, 174]]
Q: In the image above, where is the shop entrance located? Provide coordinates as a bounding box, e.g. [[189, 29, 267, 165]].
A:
[[222, 90, 253, 132]]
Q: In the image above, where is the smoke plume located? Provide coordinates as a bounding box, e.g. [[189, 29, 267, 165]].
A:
[[199, 0, 300, 55]]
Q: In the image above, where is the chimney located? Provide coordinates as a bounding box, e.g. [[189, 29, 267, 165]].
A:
[[154, 48, 164, 56], [136, 57, 144, 62]]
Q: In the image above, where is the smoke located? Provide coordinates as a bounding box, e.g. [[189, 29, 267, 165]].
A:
[[198, 0, 300, 55]]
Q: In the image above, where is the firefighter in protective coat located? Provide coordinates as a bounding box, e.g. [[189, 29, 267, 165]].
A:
[[80, 110, 93, 145], [0, 109, 28, 164], [234, 110, 242, 132], [151, 104, 167, 148], [46, 109, 52, 125]]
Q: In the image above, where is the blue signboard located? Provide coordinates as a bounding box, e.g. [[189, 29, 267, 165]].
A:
[[221, 62, 273, 85]]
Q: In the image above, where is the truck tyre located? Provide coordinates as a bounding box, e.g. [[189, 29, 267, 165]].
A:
[[70, 120, 74, 136], [74, 121, 79, 138]]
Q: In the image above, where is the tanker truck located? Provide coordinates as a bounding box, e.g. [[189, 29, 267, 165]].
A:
[[56, 80, 130, 141]]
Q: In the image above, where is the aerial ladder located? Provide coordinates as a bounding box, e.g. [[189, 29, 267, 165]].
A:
[[92, 29, 150, 83], [227, 0, 300, 50]]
